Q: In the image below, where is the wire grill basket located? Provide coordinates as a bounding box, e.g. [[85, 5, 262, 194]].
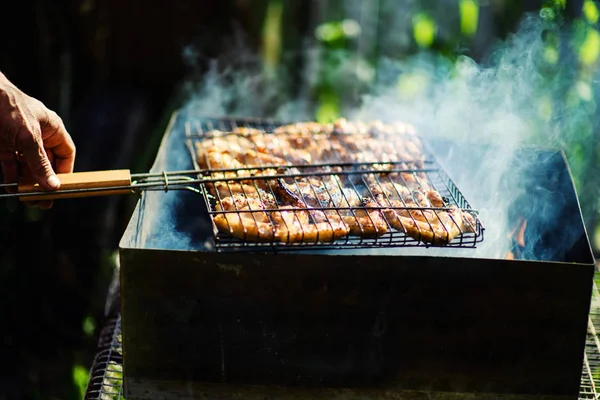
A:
[[184, 117, 485, 252]]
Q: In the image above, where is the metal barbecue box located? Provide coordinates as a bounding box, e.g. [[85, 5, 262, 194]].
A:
[[119, 111, 596, 400]]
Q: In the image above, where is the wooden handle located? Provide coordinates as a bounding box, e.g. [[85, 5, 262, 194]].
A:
[[18, 170, 132, 201]]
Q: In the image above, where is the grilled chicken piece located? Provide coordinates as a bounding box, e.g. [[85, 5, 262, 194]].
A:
[[196, 146, 246, 171], [246, 131, 338, 165], [344, 197, 388, 238], [273, 179, 352, 242], [196, 134, 257, 156], [369, 182, 435, 225], [377, 206, 453, 245], [424, 188, 477, 234], [213, 182, 277, 204], [266, 146, 314, 165], [213, 194, 276, 242], [362, 174, 467, 244], [332, 118, 370, 135], [203, 145, 289, 169], [231, 127, 266, 136], [274, 122, 333, 135], [221, 147, 288, 167], [203, 127, 326, 165], [320, 184, 388, 238], [272, 208, 350, 243], [197, 144, 286, 194], [196, 150, 249, 197], [270, 120, 419, 166], [368, 183, 476, 245], [426, 190, 445, 207], [332, 118, 425, 162], [214, 193, 349, 244], [276, 177, 388, 238], [383, 205, 475, 245], [274, 179, 337, 225]]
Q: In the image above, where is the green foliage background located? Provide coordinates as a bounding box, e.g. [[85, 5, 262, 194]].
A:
[[256, 0, 600, 251]]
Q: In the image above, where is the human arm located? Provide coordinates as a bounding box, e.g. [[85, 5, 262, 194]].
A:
[[0, 72, 76, 206]]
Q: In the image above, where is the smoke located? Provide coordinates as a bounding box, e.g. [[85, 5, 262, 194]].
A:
[[136, 115, 194, 250], [138, 5, 596, 261], [345, 12, 591, 260]]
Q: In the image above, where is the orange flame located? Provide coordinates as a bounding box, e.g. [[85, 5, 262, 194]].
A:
[[506, 216, 527, 260]]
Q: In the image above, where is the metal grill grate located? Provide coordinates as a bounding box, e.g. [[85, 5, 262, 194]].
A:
[[84, 315, 124, 400], [184, 117, 485, 251], [581, 281, 600, 399], [85, 280, 600, 399]]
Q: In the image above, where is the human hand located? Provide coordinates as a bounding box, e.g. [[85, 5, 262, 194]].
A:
[[0, 72, 76, 209]]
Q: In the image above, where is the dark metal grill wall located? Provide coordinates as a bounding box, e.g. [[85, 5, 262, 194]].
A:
[[117, 111, 595, 399]]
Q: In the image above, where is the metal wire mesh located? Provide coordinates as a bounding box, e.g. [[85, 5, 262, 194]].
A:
[[84, 315, 124, 400], [85, 279, 600, 400], [580, 281, 600, 399], [184, 116, 485, 251]]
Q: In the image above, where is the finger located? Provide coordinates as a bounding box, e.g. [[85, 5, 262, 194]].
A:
[[46, 149, 55, 169], [33, 150, 53, 209], [41, 111, 75, 174], [20, 153, 54, 209], [18, 127, 60, 190]]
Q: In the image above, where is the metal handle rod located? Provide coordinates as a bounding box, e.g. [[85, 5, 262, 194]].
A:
[[0, 173, 202, 199]]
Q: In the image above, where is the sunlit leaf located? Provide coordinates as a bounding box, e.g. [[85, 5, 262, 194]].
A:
[[83, 315, 96, 336], [315, 22, 345, 43], [579, 27, 600, 66], [459, 0, 479, 37], [543, 0, 566, 9], [262, 0, 283, 68], [412, 13, 436, 48], [73, 364, 89, 398], [316, 92, 340, 123], [584, 0, 600, 24]]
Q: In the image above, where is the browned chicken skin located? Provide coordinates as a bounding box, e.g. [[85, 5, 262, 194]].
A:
[[197, 118, 476, 245]]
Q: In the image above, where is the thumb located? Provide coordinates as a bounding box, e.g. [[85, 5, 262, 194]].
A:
[[23, 140, 61, 190]]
